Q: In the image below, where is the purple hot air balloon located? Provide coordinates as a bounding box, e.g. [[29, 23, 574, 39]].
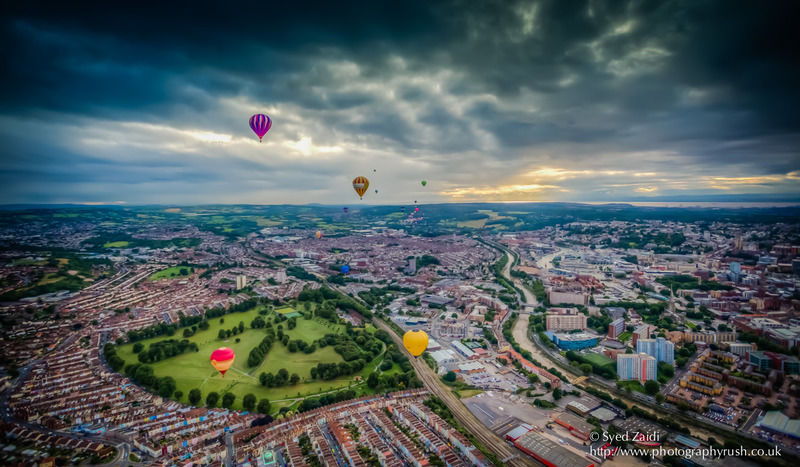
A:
[[249, 114, 272, 142]]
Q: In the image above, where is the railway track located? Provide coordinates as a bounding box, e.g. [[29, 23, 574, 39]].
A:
[[375, 320, 536, 467]]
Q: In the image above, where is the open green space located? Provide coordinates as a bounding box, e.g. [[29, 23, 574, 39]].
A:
[[617, 331, 632, 342], [616, 380, 647, 393], [149, 266, 194, 281], [103, 241, 130, 248], [583, 352, 614, 367], [115, 304, 385, 413]]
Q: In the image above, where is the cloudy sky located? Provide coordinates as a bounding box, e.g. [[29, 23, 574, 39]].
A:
[[1, 0, 799, 205]]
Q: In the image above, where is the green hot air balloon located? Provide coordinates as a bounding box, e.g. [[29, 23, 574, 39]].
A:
[[421, 180, 427, 187]]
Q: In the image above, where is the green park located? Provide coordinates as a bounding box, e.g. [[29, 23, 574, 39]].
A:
[[109, 294, 417, 415]]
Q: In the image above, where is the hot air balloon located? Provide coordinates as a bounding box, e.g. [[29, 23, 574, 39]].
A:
[[375, 189, 379, 194], [249, 114, 272, 142], [415, 207, 419, 212], [210, 347, 235, 377], [341, 265, 350, 274], [421, 180, 427, 187], [403, 329, 429, 357], [352, 176, 369, 199], [315, 231, 323, 239]]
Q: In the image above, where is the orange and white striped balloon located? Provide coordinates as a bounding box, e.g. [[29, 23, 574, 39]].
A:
[[352, 176, 369, 199]]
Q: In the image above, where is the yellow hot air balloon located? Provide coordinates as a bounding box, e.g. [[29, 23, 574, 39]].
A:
[[352, 176, 369, 199], [315, 231, 323, 239], [403, 329, 429, 357], [210, 347, 235, 377]]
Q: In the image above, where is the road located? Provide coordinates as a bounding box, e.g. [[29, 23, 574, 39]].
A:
[[489, 241, 800, 461], [374, 320, 535, 467]]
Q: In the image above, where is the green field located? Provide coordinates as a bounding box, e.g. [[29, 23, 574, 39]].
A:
[[116, 306, 385, 412], [617, 331, 632, 342], [149, 266, 193, 281], [583, 352, 614, 367], [103, 241, 130, 248]]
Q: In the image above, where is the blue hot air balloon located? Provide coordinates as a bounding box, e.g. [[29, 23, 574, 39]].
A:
[[341, 265, 350, 274]]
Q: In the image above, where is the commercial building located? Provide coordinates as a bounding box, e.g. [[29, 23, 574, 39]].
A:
[[545, 309, 587, 331], [608, 318, 624, 339], [617, 353, 657, 382], [757, 411, 800, 440], [684, 331, 736, 344], [749, 351, 772, 372], [636, 337, 674, 364], [553, 412, 595, 441], [548, 289, 588, 306], [457, 362, 485, 374], [513, 431, 594, 467], [430, 349, 458, 370], [728, 342, 753, 357], [451, 340, 478, 360], [546, 332, 598, 350]]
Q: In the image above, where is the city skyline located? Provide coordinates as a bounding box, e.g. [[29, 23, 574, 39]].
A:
[[2, 1, 799, 205]]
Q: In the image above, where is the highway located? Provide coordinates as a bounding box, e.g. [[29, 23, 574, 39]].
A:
[[374, 319, 535, 467]]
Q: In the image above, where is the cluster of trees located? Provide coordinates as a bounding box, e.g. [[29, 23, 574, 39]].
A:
[[126, 322, 179, 343], [259, 368, 300, 387], [103, 343, 124, 372], [415, 254, 440, 269], [587, 313, 613, 334], [298, 286, 371, 321], [217, 321, 245, 339], [656, 275, 732, 292], [247, 332, 276, 367], [250, 316, 267, 328], [311, 360, 366, 380], [287, 266, 318, 281], [298, 389, 356, 412], [675, 342, 697, 368], [135, 339, 199, 363], [356, 285, 414, 308], [287, 339, 315, 354], [122, 363, 176, 398], [366, 367, 421, 391]]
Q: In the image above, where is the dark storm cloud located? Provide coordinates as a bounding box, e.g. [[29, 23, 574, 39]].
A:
[[1, 0, 798, 203]]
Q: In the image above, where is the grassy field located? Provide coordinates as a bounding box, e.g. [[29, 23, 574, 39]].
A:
[[583, 352, 614, 367], [457, 389, 484, 399], [617, 331, 632, 342], [116, 306, 384, 412], [149, 266, 192, 281], [103, 241, 130, 248]]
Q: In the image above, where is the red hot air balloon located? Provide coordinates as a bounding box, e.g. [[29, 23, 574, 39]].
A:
[[210, 347, 236, 377], [249, 114, 272, 142]]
